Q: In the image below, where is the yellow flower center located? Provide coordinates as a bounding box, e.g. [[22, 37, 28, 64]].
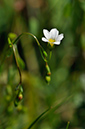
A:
[[48, 39, 55, 47]]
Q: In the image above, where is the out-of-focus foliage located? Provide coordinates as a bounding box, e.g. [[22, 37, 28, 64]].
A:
[[0, 0, 85, 129]]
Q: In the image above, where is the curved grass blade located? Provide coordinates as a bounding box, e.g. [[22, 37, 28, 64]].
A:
[[27, 108, 50, 129], [27, 96, 72, 129]]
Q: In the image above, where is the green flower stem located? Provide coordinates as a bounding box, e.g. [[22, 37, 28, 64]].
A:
[[12, 44, 22, 86], [49, 50, 52, 60], [13, 32, 47, 62], [7, 32, 49, 87], [13, 32, 50, 83], [66, 121, 70, 129], [12, 32, 44, 87], [13, 32, 40, 47]]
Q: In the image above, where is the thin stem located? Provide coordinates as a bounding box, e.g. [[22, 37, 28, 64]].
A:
[[8, 32, 48, 88], [13, 32, 47, 62], [13, 32, 41, 49], [12, 44, 22, 86], [49, 50, 52, 60]]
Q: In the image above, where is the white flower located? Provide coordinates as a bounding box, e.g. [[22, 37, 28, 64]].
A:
[[42, 28, 64, 47]]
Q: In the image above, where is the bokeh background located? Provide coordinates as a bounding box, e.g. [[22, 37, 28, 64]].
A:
[[0, 0, 85, 129]]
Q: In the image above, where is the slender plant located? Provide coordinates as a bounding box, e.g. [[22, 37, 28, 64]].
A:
[[7, 28, 69, 129]]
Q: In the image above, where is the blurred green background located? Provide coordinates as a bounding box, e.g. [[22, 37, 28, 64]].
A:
[[0, 0, 85, 129]]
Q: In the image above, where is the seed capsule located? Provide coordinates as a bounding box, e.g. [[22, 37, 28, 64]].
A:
[[18, 93, 23, 100], [43, 51, 47, 57], [45, 75, 51, 83]]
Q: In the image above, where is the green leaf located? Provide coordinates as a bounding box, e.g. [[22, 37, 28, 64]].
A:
[[66, 121, 70, 129]]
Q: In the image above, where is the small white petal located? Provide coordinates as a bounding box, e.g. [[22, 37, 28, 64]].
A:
[[50, 28, 59, 39], [54, 41, 60, 45], [42, 37, 48, 42], [56, 34, 64, 41], [43, 29, 50, 39]]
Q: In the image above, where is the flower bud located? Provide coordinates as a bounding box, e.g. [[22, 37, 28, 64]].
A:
[[43, 51, 47, 57], [45, 75, 51, 83], [18, 93, 23, 100], [14, 93, 23, 107]]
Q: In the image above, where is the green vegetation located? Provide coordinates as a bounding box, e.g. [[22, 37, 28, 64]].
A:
[[0, 0, 85, 129]]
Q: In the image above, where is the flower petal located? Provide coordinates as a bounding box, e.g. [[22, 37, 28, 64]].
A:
[[43, 29, 50, 39], [56, 34, 64, 41], [54, 41, 60, 45], [42, 37, 48, 42], [50, 28, 59, 39]]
